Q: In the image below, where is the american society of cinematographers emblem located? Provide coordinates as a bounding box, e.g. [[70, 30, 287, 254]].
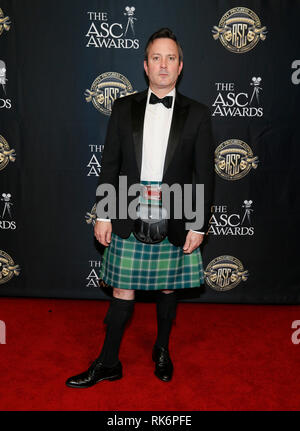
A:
[[0, 250, 20, 285], [212, 7, 267, 53], [0, 135, 16, 171], [85, 71, 136, 115], [0, 8, 10, 36], [85, 203, 97, 226], [204, 255, 249, 291], [215, 139, 259, 181]]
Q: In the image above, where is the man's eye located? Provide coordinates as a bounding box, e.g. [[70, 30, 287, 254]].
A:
[[169, 57, 175, 61]]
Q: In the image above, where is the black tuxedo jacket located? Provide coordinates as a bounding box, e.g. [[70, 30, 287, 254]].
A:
[[96, 89, 215, 247]]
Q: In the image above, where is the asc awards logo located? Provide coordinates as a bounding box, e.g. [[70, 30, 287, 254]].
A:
[[215, 139, 259, 180], [1, 193, 16, 230], [86, 6, 139, 49], [208, 201, 254, 236], [0, 60, 12, 109], [86, 144, 103, 176], [0, 250, 20, 286], [205, 255, 249, 291], [0, 9, 10, 36], [212, 7, 267, 53], [86, 260, 102, 288], [212, 77, 263, 117], [0, 135, 16, 171], [85, 71, 136, 115]]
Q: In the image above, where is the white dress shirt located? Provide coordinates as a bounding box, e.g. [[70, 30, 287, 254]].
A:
[[97, 88, 203, 235], [140, 88, 175, 181]]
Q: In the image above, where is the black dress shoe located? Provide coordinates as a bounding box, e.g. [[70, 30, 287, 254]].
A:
[[152, 345, 173, 382], [65, 360, 122, 388]]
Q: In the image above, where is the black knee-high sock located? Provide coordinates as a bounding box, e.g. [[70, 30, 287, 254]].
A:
[[155, 291, 177, 350], [97, 297, 134, 367]]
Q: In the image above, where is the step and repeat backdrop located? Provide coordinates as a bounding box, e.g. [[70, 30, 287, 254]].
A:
[[0, 0, 299, 303]]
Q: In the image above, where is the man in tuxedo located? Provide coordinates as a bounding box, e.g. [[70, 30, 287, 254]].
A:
[[66, 28, 214, 388]]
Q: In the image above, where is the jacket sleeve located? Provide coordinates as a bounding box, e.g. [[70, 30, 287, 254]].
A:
[[190, 106, 215, 233], [96, 100, 122, 219]]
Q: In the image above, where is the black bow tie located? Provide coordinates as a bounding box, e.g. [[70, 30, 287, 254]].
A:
[[149, 92, 173, 109]]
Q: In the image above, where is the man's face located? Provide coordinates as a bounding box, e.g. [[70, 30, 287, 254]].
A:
[[144, 38, 183, 92]]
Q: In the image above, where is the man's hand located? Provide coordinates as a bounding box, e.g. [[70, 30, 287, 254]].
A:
[[94, 220, 112, 246], [183, 231, 204, 254]]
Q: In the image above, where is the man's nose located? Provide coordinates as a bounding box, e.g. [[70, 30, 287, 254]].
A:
[[160, 58, 167, 68]]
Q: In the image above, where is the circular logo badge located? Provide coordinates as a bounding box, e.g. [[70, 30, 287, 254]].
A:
[[85, 72, 136, 115], [212, 7, 267, 53], [204, 255, 249, 291], [0, 250, 20, 285], [215, 139, 259, 181], [85, 203, 97, 226], [0, 8, 10, 36], [0, 135, 16, 171]]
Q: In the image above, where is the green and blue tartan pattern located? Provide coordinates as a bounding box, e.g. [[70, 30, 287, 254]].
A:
[[99, 232, 204, 291]]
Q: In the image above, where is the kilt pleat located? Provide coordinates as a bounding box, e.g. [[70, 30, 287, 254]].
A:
[[99, 232, 204, 291]]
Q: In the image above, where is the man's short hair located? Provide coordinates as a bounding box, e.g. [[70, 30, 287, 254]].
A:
[[144, 28, 183, 63]]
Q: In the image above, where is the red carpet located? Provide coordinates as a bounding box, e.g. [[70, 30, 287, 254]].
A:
[[0, 297, 300, 411]]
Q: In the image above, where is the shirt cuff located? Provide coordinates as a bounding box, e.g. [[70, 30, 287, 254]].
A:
[[191, 230, 204, 234]]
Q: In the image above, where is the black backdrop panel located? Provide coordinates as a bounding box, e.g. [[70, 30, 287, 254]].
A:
[[0, 0, 299, 303]]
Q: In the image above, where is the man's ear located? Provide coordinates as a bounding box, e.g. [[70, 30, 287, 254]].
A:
[[179, 61, 183, 75], [144, 60, 148, 76]]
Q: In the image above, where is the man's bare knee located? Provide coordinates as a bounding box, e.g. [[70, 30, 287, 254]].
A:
[[113, 287, 135, 300]]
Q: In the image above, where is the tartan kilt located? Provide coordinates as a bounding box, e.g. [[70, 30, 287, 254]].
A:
[[99, 232, 204, 291]]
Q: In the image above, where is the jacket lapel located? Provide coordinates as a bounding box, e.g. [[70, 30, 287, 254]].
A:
[[162, 92, 189, 178], [131, 90, 147, 175]]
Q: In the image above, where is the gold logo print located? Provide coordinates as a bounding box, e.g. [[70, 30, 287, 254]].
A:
[[212, 7, 267, 53], [0, 9, 11, 36], [204, 255, 249, 291], [0, 135, 16, 171], [85, 72, 137, 115], [0, 250, 20, 285], [215, 139, 259, 181], [85, 203, 97, 225]]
